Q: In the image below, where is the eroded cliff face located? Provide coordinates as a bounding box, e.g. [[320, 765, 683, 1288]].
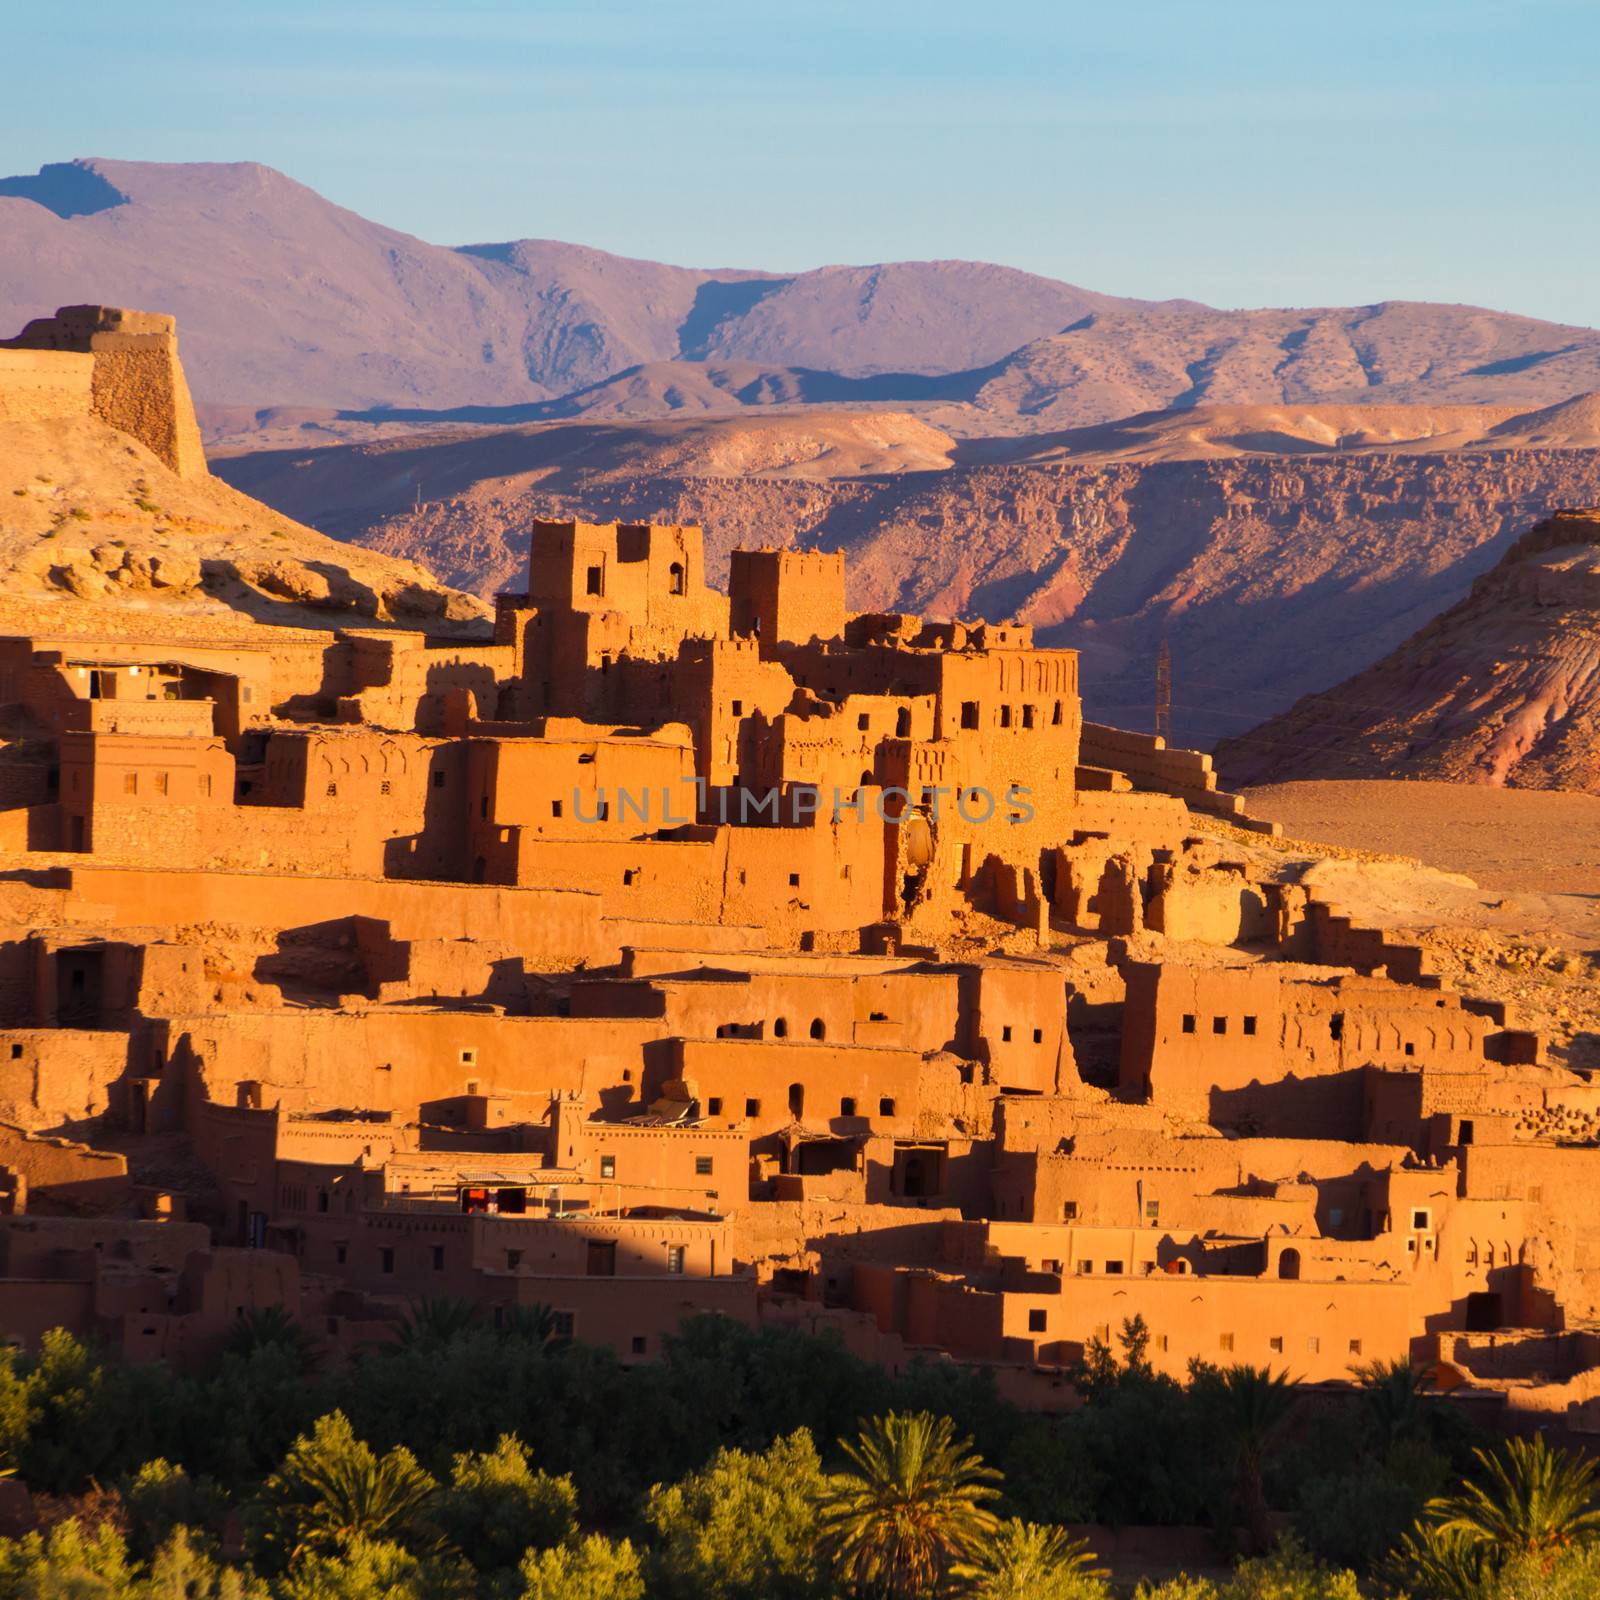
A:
[[219, 442, 1600, 742], [1218, 510, 1600, 792]]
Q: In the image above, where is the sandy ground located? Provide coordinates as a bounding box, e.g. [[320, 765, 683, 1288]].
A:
[[1247, 780, 1600, 897]]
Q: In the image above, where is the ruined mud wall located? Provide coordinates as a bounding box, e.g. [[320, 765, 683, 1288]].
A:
[[0, 305, 207, 477]]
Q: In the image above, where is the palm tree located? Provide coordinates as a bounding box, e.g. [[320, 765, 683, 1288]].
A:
[[498, 1302, 562, 1348], [1197, 1363, 1298, 1552], [391, 1295, 481, 1351], [954, 1518, 1106, 1600], [1389, 1521, 1498, 1600], [1425, 1434, 1600, 1566], [224, 1305, 320, 1372], [253, 1411, 440, 1567], [1354, 1356, 1437, 1447], [814, 1411, 1001, 1599]]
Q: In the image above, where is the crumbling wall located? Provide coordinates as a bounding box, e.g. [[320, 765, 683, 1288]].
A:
[[1, 306, 207, 477], [0, 348, 93, 422]]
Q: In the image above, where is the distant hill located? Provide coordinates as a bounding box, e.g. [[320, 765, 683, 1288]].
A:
[[1214, 510, 1600, 792], [8, 158, 1600, 431]]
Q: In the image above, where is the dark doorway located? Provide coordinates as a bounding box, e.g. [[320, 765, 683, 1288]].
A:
[[1278, 1248, 1301, 1281], [55, 947, 105, 1027], [586, 1240, 617, 1277], [1466, 1291, 1503, 1331]]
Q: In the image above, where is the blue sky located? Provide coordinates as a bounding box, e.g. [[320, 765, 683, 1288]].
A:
[[8, 0, 1599, 324]]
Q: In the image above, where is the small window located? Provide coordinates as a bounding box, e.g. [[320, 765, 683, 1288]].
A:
[[552, 800, 563, 818], [745, 1097, 761, 1117], [199, 774, 211, 798], [666, 1245, 686, 1274], [506, 1249, 522, 1269], [1001, 1025, 1012, 1042], [1076, 1260, 1092, 1274], [1330, 1013, 1344, 1042], [623, 868, 638, 886], [1032, 1027, 1043, 1044], [668, 561, 685, 595], [788, 873, 800, 887], [695, 1156, 713, 1176], [1104, 1260, 1124, 1275], [879, 1097, 896, 1116], [432, 1245, 444, 1270], [707, 1096, 723, 1116], [999, 705, 1012, 728], [1349, 1338, 1362, 1356], [380, 780, 391, 796], [1269, 1335, 1284, 1353], [1412, 1209, 1430, 1231], [1022, 704, 1036, 729], [1145, 1199, 1160, 1222], [1404, 1041, 1415, 1057], [810, 1018, 825, 1040], [124, 772, 139, 795], [840, 1096, 857, 1116], [1212, 1016, 1227, 1035], [1308, 1335, 1321, 1354], [8, 1043, 20, 1060], [1243, 1015, 1257, 1036], [432, 770, 446, 789], [325, 781, 338, 797], [600, 1155, 616, 1179], [335, 1243, 348, 1265], [1028, 1309, 1047, 1332], [960, 701, 979, 730], [895, 707, 911, 737], [154, 771, 169, 796], [1181, 1014, 1196, 1034], [586, 565, 603, 596], [632, 1334, 648, 1354], [858, 713, 871, 731], [1219, 1332, 1234, 1353], [1052, 701, 1063, 725], [773, 1018, 788, 1038], [380, 1247, 394, 1274], [461, 1049, 477, 1066], [1063, 1201, 1078, 1221], [731, 699, 743, 716]]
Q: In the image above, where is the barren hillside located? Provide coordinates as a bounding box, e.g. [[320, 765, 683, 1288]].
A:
[[215, 414, 1600, 742], [0, 413, 487, 637], [1216, 510, 1600, 791]]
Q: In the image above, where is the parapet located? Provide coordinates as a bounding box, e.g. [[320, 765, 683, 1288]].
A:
[[0, 305, 207, 478]]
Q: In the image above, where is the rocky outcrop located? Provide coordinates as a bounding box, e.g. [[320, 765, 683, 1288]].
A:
[[1215, 510, 1600, 792]]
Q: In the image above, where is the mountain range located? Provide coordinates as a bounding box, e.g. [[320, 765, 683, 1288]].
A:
[[7, 158, 1600, 433]]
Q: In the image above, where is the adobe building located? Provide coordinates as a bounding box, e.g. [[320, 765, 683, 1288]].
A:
[[2, 396, 1599, 1404]]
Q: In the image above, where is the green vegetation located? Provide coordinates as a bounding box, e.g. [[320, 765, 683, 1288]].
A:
[[0, 1313, 1596, 1598]]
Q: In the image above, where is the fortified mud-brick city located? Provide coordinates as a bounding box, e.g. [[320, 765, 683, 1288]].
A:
[[2, 306, 1598, 1422]]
